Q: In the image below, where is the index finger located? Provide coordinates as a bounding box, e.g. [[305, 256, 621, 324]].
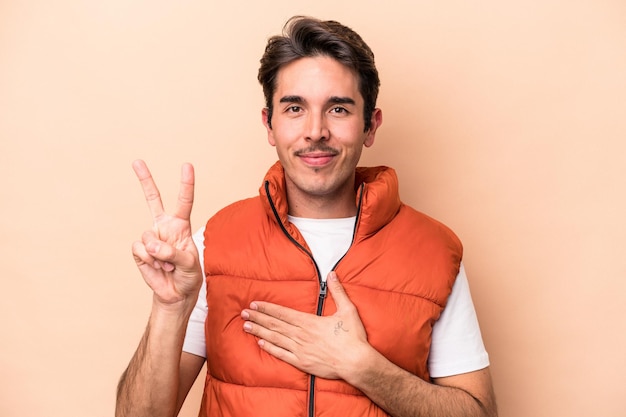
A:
[[132, 159, 165, 221], [248, 301, 308, 325]]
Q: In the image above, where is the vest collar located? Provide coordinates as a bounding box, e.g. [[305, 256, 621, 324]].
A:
[[260, 161, 402, 241]]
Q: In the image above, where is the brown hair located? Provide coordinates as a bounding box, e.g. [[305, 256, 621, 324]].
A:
[[258, 16, 380, 131]]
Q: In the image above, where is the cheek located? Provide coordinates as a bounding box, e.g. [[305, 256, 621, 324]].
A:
[[349, 147, 365, 163], [344, 140, 367, 164], [270, 121, 301, 143]]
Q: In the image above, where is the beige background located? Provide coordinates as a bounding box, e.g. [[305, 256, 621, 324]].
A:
[[1, 1, 625, 416]]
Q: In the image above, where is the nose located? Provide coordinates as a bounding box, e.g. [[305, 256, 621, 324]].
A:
[[305, 111, 329, 142]]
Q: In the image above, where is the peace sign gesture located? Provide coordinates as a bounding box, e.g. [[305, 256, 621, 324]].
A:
[[131, 160, 202, 307]]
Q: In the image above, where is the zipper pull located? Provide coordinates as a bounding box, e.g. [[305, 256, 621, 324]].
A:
[[319, 281, 327, 299]]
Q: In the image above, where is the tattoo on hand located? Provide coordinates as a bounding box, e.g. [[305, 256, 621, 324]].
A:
[[334, 320, 349, 336]]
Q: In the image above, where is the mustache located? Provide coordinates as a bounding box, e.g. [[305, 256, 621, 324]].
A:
[[294, 144, 339, 156]]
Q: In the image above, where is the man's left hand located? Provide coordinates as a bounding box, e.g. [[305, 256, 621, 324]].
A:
[[241, 271, 369, 380]]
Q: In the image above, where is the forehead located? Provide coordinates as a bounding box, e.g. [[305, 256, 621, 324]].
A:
[[273, 56, 362, 103]]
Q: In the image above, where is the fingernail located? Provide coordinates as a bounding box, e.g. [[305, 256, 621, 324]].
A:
[[241, 310, 249, 319], [243, 322, 252, 332], [250, 302, 258, 311]]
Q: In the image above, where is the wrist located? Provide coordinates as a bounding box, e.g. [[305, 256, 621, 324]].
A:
[[150, 294, 198, 324], [343, 343, 393, 389]]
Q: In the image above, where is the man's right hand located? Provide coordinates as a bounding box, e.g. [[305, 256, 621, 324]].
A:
[[116, 161, 205, 417], [131, 160, 202, 307]]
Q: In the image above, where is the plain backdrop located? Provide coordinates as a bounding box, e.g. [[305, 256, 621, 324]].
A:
[[1, 1, 625, 416]]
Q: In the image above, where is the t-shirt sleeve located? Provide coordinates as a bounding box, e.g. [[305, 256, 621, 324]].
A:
[[428, 263, 490, 378], [182, 227, 208, 358]]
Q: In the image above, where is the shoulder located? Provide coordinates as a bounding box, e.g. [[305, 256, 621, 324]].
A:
[[395, 204, 463, 251], [206, 196, 264, 226]]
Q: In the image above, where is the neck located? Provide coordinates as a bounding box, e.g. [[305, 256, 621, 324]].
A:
[[285, 184, 358, 219]]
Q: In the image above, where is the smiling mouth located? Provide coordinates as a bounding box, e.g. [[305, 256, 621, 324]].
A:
[[298, 153, 336, 166], [295, 146, 339, 167]]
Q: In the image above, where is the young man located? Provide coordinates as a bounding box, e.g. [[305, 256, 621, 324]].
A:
[[116, 16, 497, 417]]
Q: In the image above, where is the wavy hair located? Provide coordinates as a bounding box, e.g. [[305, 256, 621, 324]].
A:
[[258, 16, 380, 131]]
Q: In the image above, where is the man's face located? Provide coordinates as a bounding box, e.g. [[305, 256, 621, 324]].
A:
[[262, 55, 382, 215]]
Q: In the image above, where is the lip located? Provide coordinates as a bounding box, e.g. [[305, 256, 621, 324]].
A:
[[297, 152, 336, 167]]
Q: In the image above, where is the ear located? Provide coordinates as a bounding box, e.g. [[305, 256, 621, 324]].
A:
[[261, 107, 276, 146], [364, 108, 383, 148]]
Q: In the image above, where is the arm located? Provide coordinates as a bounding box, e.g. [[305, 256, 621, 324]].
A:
[[241, 272, 497, 417], [344, 348, 496, 417], [116, 314, 205, 417], [175, 353, 206, 415], [116, 160, 205, 417]]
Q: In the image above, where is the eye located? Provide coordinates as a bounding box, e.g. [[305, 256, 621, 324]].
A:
[[330, 107, 348, 114], [286, 105, 302, 113]]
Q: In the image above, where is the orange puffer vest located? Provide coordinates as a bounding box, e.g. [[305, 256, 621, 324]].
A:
[[200, 162, 462, 417]]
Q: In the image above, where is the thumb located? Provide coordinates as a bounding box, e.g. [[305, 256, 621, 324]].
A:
[[327, 271, 353, 309]]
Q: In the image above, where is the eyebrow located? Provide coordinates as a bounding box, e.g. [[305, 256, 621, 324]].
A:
[[279, 95, 304, 103], [278, 95, 356, 105], [328, 96, 356, 105]]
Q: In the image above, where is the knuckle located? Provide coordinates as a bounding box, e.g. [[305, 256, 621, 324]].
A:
[[267, 318, 283, 332], [144, 187, 161, 201]]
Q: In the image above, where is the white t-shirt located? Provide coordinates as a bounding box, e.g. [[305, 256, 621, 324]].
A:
[[184, 218, 489, 378]]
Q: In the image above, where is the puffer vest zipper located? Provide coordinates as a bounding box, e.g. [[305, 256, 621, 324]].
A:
[[264, 180, 366, 417]]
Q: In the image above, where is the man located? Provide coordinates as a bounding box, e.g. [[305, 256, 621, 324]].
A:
[[116, 16, 497, 417]]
